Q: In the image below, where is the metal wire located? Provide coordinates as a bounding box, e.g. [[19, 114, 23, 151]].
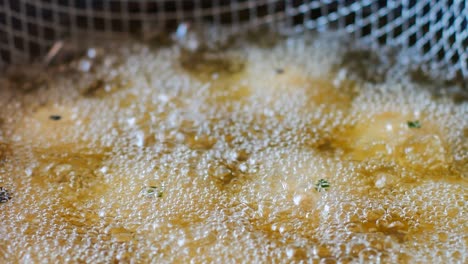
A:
[[0, 0, 467, 79]]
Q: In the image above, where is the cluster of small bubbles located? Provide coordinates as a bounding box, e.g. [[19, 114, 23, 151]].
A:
[[0, 26, 466, 263]]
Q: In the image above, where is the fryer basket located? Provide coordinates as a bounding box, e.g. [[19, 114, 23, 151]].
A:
[[0, 0, 466, 80]]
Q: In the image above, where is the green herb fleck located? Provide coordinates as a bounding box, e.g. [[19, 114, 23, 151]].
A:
[[315, 179, 330, 192], [49, 115, 62, 121], [407, 120, 421, 128], [141, 186, 163, 198]]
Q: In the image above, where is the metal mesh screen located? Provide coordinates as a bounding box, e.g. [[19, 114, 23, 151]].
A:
[[0, 0, 467, 79]]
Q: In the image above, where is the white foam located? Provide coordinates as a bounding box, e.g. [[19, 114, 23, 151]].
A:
[[0, 29, 466, 263]]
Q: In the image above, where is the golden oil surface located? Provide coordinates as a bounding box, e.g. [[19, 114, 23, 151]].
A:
[[0, 32, 466, 263]]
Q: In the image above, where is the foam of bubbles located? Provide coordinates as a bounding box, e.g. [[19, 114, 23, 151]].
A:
[[0, 28, 466, 263]]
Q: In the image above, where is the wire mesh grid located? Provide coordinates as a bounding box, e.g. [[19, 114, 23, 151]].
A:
[[0, 0, 467, 79]]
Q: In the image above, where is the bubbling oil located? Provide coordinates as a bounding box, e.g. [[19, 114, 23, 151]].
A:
[[0, 30, 466, 264]]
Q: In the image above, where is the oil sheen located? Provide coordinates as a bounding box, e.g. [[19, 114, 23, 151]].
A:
[[0, 31, 466, 263]]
